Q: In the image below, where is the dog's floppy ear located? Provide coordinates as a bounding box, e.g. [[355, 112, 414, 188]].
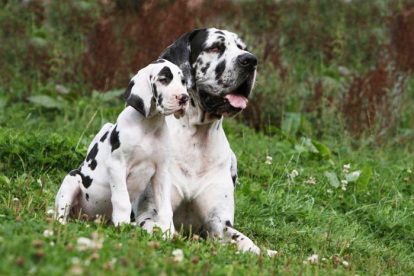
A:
[[124, 69, 154, 117], [159, 29, 207, 89]]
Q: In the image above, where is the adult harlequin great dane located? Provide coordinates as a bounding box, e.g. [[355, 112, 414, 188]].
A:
[[133, 28, 276, 256]]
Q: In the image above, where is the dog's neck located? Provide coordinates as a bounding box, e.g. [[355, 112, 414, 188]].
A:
[[172, 93, 223, 137], [124, 106, 166, 129]]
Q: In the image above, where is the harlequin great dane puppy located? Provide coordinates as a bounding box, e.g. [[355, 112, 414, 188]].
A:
[[133, 28, 276, 256], [55, 59, 188, 232]]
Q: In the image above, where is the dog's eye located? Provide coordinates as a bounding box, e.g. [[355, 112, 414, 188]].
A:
[[237, 44, 244, 50], [207, 46, 220, 53], [158, 77, 168, 84]]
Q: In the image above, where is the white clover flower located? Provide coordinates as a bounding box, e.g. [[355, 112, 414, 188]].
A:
[[343, 164, 351, 174], [43, 229, 54, 238], [326, 189, 333, 194], [290, 169, 299, 179], [37, 179, 43, 188], [77, 234, 103, 251], [342, 260, 350, 267], [46, 208, 55, 216], [307, 254, 319, 264], [265, 156, 273, 165], [305, 176, 316, 186], [71, 257, 81, 264], [12, 197, 19, 203], [172, 249, 184, 262], [341, 179, 348, 191], [77, 237, 93, 251]]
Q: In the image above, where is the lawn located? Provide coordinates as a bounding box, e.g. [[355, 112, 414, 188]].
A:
[[0, 96, 413, 275]]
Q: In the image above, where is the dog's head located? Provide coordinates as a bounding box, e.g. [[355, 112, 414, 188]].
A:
[[124, 59, 189, 117], [160, 28, 257, 117]]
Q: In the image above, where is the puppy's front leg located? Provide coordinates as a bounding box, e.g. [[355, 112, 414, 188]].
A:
[[108, 161, 131, 226], [151, 165, 174, 236]]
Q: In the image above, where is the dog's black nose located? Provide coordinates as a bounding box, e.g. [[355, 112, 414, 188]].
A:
[[178, 94, 189, 105], [237, 53, 257, 70]]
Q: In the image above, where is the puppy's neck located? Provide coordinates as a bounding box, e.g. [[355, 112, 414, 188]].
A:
[[124, 106, 166, 129]]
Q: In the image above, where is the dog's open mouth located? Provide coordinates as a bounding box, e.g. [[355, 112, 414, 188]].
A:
[[198, 75, 253, 116]]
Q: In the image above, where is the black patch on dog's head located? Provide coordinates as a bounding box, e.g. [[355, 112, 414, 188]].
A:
[[157, 94, 163, 106], [110, 126, 120, 152], [152, 83, 158, 98], [159, 29, 207, 87], [100, 131, 109, 142], [215, 60, 226, 80], [124, 80, 134, 100], [126, 94, 145, 116], [158, 66, 173, 85], [189, 30, 209, 65]]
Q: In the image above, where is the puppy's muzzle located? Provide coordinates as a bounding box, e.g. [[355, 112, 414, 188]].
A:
[[177, 93, 189, 106]]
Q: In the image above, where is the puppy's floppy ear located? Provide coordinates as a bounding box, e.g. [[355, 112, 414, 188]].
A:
[[124, 69, 154, 117], [159, 29, 207, 88]]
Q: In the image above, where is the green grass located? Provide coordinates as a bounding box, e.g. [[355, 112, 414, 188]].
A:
[[1, 97, 413, 275]]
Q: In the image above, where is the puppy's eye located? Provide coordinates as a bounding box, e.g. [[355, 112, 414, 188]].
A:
[[158, 77, 168, 84], [237, 44, 243, 50]]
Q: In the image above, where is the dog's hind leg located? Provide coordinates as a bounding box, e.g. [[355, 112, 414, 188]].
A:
[[55, 172, 82, 224]]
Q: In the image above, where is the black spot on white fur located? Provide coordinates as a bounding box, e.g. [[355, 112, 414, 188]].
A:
[[110, 126, 120, 152], [215, 60, 226, 80], [124, 80, 134, 100], [86, 143, 99, 170], [69, 169, 93, 188], [100, 131, 109, 142], [85, 193, 89, 201], [126, 94, 146, 116]]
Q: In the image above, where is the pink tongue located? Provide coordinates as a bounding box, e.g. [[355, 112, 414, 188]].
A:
[[225, 94, 248, 109]]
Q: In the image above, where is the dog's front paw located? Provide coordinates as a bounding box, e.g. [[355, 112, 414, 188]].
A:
[[112, 216, 131, 227]]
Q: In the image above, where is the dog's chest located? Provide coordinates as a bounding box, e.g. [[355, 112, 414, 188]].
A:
[[167, 122, 231, 199]]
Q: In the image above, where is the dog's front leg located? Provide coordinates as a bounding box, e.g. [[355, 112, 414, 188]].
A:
[[196, 180, 277, 257], [150, 166, 175, 237], [108, 161, 131, 226]]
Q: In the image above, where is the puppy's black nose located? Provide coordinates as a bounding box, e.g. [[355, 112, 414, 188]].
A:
[[178, 94, 189, 105], [237, 53, 258, 71]]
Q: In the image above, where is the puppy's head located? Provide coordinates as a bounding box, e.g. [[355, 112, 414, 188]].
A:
[[124, 59, 189, 117], [160, 28, 257, 117]]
